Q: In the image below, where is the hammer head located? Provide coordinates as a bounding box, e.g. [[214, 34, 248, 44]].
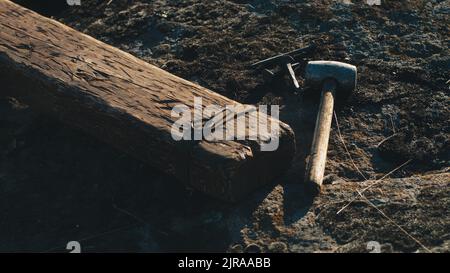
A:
[[305, 61, 357, 99]]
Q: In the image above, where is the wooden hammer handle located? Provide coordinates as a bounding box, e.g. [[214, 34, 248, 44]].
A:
[[305, 79, 336, 194]]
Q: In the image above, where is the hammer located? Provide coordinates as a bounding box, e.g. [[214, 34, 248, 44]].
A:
[[304, 61, 357, 194]]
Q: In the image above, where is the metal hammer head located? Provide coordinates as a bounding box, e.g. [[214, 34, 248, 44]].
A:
[[305, 61, 357, 99]]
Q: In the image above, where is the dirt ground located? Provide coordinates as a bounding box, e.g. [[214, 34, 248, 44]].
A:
[[1, 0, 449, 252]]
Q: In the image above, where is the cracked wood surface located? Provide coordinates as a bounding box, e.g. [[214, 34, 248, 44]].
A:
[[0, 0, 295, 201]]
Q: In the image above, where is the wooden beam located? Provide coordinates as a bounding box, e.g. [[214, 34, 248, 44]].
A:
[[0, 0, 295, 202]]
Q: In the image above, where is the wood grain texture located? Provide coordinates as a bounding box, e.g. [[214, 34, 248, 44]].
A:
[[0, 0, 295, 201], [304, 80, 336, 194]]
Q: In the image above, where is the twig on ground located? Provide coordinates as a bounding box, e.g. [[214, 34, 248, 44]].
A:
[[112, 203, 148, 225], [389, 114, 396, 134], [42, 223, 140, 253], [336, 159, 412, 215], [358, 192, 432, 253], [376, 133, 398, 148]]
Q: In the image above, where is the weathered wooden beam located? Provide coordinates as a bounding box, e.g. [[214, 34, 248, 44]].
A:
[[0, 0, 295, 202]]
